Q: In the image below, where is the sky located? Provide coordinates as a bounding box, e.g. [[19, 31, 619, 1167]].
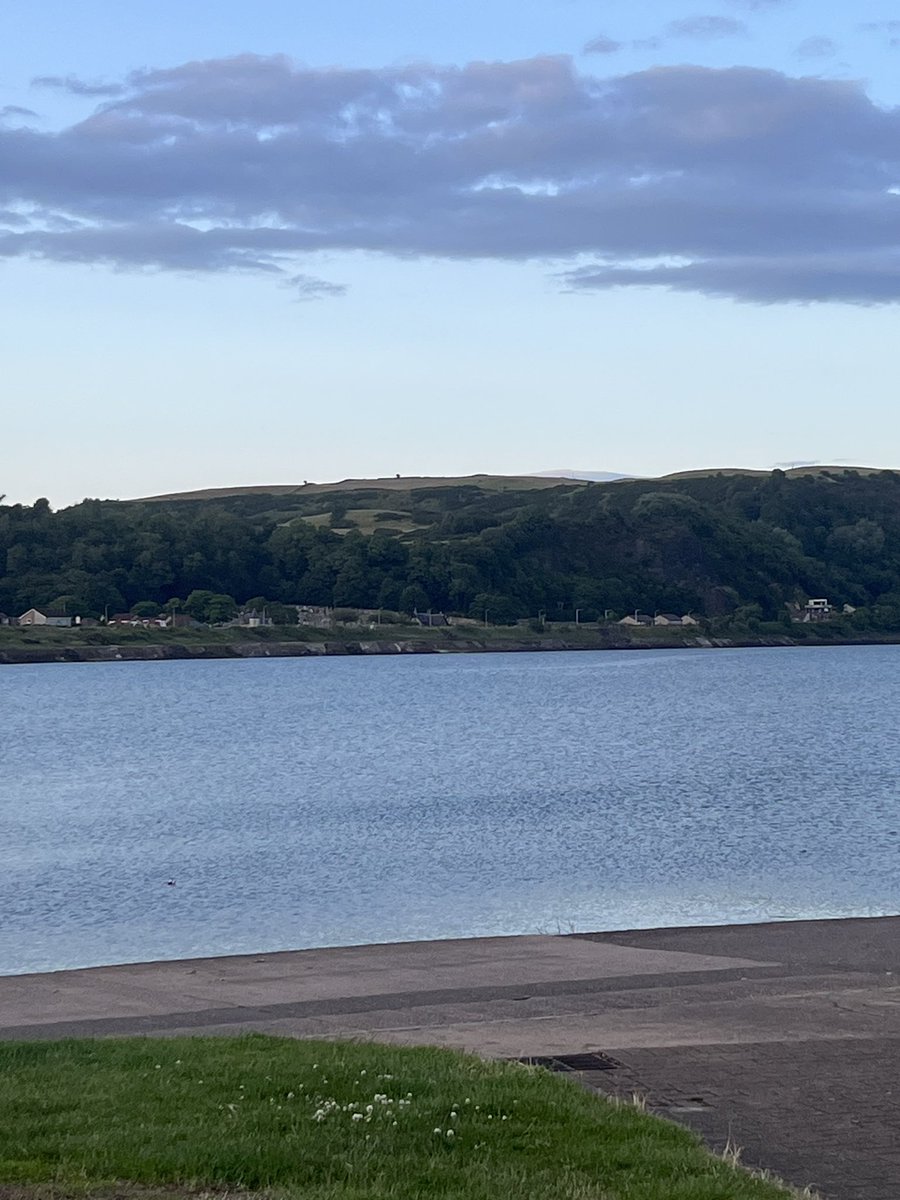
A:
[[3, 0, 900, 506]]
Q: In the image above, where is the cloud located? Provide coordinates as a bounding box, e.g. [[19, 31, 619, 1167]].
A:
[[32, 74, 126, 97], [282, 273, 348, 300], [563, 252, 900, 306], [583, 34, 622, 55], [667, 16, 748, 39], [3, 53, 900, 304], [1, 105, 38, 119], [795, 37, 837, 59]]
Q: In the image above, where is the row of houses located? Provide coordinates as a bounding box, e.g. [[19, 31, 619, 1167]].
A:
[[4, 608, 197, 629], [1, 598, 852, 631], [618, 612, 700, 627]]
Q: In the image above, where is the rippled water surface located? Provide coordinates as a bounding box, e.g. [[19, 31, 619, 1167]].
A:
[[2, 646, 899, 974]]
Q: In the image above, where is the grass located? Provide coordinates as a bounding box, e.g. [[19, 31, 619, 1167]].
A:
[[0, 1036, 801, 1200]]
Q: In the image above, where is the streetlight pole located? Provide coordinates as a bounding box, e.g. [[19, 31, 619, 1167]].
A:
[[483, 609, 489, 628], [575, 608, 581, 626]]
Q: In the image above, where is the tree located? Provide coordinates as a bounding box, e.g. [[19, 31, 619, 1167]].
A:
[[206, 594, 238, 624], [131, 600, 161, 618], [266, 602, 297, 625]]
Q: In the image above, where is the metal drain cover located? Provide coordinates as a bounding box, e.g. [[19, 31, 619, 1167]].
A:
[[516, 1052, 621, 1072]]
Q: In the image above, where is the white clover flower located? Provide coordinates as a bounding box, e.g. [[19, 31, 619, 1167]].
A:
[[449, 1111, 458, 1120], [446, 1129, 455, 1139], [433, 1128, 442, 1135], [352, 1112, 364, 1122]]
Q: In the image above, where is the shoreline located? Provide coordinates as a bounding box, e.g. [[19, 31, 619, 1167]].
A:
[[2, 911, 894, 983], [2, 630, 899, 665], [4, 917, 897, 1198]]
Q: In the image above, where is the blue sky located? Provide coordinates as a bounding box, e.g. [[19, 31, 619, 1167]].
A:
[[4, 1, 900, 505]]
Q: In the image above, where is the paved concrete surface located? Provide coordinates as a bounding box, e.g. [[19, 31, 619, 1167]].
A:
[[2, 917, 898, 1200]]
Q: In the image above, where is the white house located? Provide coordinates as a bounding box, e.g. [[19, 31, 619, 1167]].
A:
[[18, 608, 75, 628], [653, 613, 683, 627], [803, 598, 831, 622]]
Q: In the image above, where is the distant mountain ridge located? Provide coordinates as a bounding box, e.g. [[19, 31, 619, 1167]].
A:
[[530, 469, 633, 482]]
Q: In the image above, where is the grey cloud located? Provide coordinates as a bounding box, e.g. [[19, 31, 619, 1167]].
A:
[[795, 37, 837, 59], [667, 16, 748, 39], [583, 34, 622, 55], [283, 273, 348, 300], [1, 105, 38, 119], [3, 54, 900, 304], [564, 251, 900, 305], [32, 74, 126, 97]]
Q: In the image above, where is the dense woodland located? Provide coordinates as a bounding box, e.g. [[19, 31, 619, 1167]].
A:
[[4, 470, 900, 632]]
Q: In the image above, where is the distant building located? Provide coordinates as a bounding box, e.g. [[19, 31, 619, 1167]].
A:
[[0, 612, 10, 626], [618, 612, 653, 626], [803, 598, 832, 622], [297, 605, 332, 628], [17, 608, 74, 628], [166, 613, 197, 629], [238, 609, 273, 628], [658, 613, 700, 626], [414, 610, 450, 627]]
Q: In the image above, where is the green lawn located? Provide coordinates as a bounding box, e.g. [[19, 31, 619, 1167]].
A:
[[0, 1036, 801, 1200]]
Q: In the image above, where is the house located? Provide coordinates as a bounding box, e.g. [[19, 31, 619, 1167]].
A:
[[17, 608, 74, 628], [238, 608, 273, 628], [618, 612, 653, 626], [414, 610, 450, 627], [654, 613, 700, 627], [297, 605, 333, 628], [166, 613, 198, 629], [803, 598, 832, 622]]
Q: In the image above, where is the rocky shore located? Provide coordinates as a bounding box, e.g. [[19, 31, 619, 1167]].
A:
[[0, 631, 852, 666]]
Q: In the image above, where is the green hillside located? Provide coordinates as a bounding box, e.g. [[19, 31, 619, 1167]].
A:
[[3, 468, 900, 634]]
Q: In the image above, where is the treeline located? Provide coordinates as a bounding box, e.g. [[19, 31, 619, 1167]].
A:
[[4, 470, 900, 630]]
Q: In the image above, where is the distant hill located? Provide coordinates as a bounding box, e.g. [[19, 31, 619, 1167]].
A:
[[4, 467, 900, 634], [137, 465, 884, 502], [136, 474, 577, 503], [529, 469, 633, 482]]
